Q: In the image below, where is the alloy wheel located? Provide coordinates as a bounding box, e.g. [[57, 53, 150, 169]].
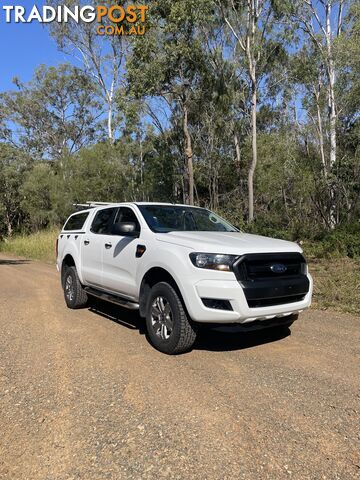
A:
[[65, 274, 74, 302], [150, 296, 174, 340]]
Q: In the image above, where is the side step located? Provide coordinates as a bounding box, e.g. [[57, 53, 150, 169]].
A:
[[84, 287, 139, 310]]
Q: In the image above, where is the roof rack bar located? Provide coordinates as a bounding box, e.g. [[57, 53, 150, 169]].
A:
[[72, 201, 119, 210], [86, 201, 118, 205]]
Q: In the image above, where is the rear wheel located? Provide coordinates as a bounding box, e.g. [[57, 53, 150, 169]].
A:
[[63, 266, 88, 309], [145, 282, 197, 354]]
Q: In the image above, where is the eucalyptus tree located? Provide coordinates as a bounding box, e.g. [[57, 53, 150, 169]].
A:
[[218, 0, 289, 222], [286, 0, 347, 227], [127, 0, 213, 205], [190, 49, 248, 211], [333, 2, 360, 223], [0, 64, 102, 159], [48, 0, 131, 142], [0, 144, 30, 237]]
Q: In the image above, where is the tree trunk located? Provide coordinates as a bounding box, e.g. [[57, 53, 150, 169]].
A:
[[234, 132, 241, 179], [326, 4, 336, 171], [139, 137, 144, 201], [5, 211, 13, 238], [107, 100, 114, 142], [314, 82, 327, 177], [247, 0, 257, 223], [183, 105, 194, 205], [325, 1, 337, 228], [248, 77, 257, 222]]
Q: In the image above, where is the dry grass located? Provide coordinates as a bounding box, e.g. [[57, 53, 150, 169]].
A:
[[309, 257, 360, 315], [0, 228, 58, 264], [0, 229, 359, 315]]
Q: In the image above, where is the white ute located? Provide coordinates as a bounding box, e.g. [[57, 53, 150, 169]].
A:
[[57, 202, 313, 354]]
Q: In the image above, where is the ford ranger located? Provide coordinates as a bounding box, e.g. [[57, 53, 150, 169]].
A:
[[56, 202, 313, 354]]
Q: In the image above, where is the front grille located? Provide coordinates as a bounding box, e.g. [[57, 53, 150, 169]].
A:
[[234, 252, 306, 281], [232, 253, 309, 308]]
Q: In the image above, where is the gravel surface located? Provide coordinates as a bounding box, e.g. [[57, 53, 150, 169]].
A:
[[0, 255, 359, 480]]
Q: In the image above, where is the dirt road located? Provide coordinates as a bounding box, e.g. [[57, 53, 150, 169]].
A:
[[0, 255, 359, 480]]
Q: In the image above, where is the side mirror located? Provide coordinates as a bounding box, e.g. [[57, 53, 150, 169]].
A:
[[113, 222, 139, 237]]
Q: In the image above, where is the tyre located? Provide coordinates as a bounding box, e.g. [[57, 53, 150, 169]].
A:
[[63, 265, 88, 309], [145, 282, 197, 355]]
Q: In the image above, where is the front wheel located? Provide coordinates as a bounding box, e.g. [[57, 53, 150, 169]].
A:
[[145, 282, 197, 355]]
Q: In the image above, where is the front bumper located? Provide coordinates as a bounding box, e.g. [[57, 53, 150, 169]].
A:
[[184, 274, 313, 324]]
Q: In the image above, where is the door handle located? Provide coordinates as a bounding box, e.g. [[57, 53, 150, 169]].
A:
[[84, 239, 90, 246], [105, 242, 112, 249]]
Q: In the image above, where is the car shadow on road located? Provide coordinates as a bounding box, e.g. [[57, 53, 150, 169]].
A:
[[87, 298, 147, 335], [0, 259, 30, 265], [194, 325, 291, 352], [87, 298, 290, 352]]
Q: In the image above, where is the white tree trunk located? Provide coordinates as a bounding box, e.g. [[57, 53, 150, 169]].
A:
[[325, 1, 337, 227], [107, 102, 113, 142], [5, 210, 13, 238], [107, 76, 115, 142], [314, 82, 327, 177], [183, 105, 194, 205], [234, 132, 241, 178], [326, 3, 337, 170], [248, 78, 257, 222]]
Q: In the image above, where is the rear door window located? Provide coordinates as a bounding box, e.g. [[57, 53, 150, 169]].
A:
[[63, 212, 89, 231]]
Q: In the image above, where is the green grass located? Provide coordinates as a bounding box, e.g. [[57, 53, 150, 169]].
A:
[[0, 228, 58, 264], [0, 229, 359, 315]]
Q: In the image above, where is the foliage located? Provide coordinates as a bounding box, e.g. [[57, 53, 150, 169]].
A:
[[0, 64, 103, 159], [48, 0, 131, 140], [303, 224, 360, 259], [20, 162, 56, 230], [310, 257, 360, 315], [0, 0, 358, 266], [0, 144, 31, 237]]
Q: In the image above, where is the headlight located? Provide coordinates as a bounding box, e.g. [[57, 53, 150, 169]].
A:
[[189, 253, 237, 271]]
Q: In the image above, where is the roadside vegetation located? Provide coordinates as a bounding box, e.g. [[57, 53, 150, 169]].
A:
[[0, 229, 58, 264], [310, 257, 360, 315]]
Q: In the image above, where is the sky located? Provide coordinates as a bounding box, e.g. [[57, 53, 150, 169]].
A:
[[0, 2, 71, 92]]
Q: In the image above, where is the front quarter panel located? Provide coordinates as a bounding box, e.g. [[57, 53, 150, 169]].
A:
[[136, 240, 193, 298], [136, 239, 237, 319]]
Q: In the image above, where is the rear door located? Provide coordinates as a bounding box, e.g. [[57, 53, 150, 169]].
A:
[[81, 207, 117, 288], [101, 206, 141, 298]]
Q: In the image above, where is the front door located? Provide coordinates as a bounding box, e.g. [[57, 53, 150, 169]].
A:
[[101, 206, 141, 299]]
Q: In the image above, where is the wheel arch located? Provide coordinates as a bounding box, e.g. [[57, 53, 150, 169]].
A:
[[139, 267, 185, 318], [61, 254, 76, 286]]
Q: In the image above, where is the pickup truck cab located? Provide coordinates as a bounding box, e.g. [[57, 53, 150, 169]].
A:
[[57, 202, 313, 354]]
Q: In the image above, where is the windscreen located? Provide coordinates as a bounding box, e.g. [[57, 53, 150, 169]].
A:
[[138, 205, 237, 233]]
